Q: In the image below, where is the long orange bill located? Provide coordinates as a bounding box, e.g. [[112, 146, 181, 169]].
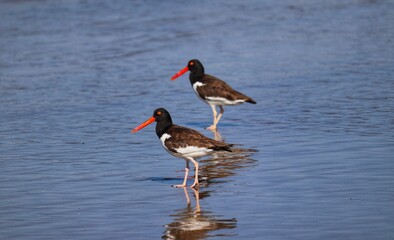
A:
[[131, 116, 155, 133], [171, 66, 189, 80]]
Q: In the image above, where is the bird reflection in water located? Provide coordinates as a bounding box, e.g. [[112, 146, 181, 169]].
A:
[[162, 187, 237, 239], [163, 130, 257, 239], [198, 130, 258, 187]]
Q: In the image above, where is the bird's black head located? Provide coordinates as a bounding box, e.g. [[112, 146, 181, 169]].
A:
[[153, 108, 172, 123], [170, 59, 205, 81], [187, 59, 204, 74], [131, 108, 173, 135], [187, 59, 205, 84], [153, 108, 173, 138]]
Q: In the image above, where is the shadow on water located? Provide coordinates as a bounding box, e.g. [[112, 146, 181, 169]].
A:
[[162, 130, 257, 239]]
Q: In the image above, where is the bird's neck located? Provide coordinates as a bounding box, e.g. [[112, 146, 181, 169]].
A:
[[155, 119, 172, 138], [189, 67, 205, 84]]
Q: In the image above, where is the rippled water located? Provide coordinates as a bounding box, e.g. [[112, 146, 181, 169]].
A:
[[1, 0, 393, 239]]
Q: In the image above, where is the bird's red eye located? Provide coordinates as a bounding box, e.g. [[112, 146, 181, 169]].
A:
[[157, 111, 162, 116], [189, 61, 194, 66]]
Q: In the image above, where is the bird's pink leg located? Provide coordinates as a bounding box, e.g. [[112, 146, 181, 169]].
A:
[[189, 158, 199, 189], [206, 105, 218, 131], [172, 161, 190, 188], [214, 105, 224, 127]]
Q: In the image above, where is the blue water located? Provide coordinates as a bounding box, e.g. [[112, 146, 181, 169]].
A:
[[1, 0, 393, 239]]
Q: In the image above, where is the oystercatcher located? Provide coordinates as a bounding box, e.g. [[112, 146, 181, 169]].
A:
[[131, 108, 232, 188], [171, 59, 256, 131]]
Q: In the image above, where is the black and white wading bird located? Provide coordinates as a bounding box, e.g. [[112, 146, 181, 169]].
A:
[[131, 108, 232, 188], [171, 59, 256, 131]]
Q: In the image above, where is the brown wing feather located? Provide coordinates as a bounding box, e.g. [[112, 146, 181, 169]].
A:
[[165, 125, 232, 151], [200, 74, 256, 103]]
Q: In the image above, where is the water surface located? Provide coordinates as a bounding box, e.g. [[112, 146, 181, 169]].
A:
[[1, 0, 393, 239]]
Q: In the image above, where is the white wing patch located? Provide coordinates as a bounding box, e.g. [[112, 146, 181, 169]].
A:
[[205, 96, 245, 105]]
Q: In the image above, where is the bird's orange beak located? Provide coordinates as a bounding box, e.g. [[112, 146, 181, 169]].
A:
[[171, 66, 189, 80], [131, 116, 155, 133]]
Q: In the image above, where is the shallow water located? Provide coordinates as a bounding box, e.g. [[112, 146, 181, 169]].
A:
[[1, 0, 393, 239]]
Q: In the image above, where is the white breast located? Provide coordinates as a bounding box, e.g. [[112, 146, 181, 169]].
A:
[[192, 82, 205, 92], [160, 133, 171, 149], [192, 82, 208, 103]]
